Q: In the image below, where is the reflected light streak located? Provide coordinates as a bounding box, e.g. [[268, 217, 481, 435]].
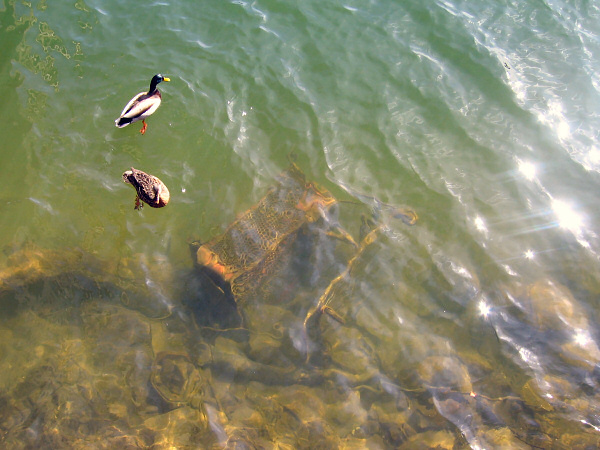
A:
[[543, 100, 571, 141], [557, 121, 571, 140], [519, 346, 540, 367], [574, 329, 591, 347], [588, 147, 600, 164], [474, 215, 487, 233], [581, 420, 600, 433], [478, 300, 491, 318], [511, 155, 595, 251], [496, 325, 545, 375], [502, 264, 518, 276], [518, 160, 537, 181], [552, 199, 583, 234], [451, 262, 472, 279]]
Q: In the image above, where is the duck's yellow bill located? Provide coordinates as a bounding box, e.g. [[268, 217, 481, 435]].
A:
[[164, 77, 171, 82]]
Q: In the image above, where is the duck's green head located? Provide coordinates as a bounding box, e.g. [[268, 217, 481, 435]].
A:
[[149, 74, 171, 92]]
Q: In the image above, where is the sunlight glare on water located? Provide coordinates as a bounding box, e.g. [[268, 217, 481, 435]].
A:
[[1, 0, 600, 447]]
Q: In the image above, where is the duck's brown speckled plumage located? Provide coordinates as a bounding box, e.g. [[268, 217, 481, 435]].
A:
[[122, 167, 170, 210]]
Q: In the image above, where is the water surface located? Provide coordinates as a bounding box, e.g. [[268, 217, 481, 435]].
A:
[[1, 0, 600, 448]]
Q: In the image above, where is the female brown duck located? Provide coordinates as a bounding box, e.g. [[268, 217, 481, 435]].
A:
[[122, 168, 170, 210]]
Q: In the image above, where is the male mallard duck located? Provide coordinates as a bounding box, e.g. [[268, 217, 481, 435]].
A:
[[122, 167, 170, 210], [115, 74, 170, 135]]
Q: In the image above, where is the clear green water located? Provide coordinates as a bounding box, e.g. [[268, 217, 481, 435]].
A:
[[2, 0, 600, 447]]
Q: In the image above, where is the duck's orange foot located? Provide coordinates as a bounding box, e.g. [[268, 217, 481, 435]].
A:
[[134, 195, 143, 210], [140, 120, 147, 135]]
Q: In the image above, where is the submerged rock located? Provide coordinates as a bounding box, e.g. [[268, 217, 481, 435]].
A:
[[151, 352, 203, 406], [397, 429, 456, 449], [417, 356, 473, 393], [527, 280, 588, 331], [143, 406, 212, 449]]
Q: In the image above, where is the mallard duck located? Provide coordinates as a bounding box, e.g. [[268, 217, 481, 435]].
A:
[[115, 74, 170, 135], [122, 167, 170, 210]]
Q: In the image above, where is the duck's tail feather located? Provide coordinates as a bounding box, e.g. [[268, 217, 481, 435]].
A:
[[115, 117, 133, 128]]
